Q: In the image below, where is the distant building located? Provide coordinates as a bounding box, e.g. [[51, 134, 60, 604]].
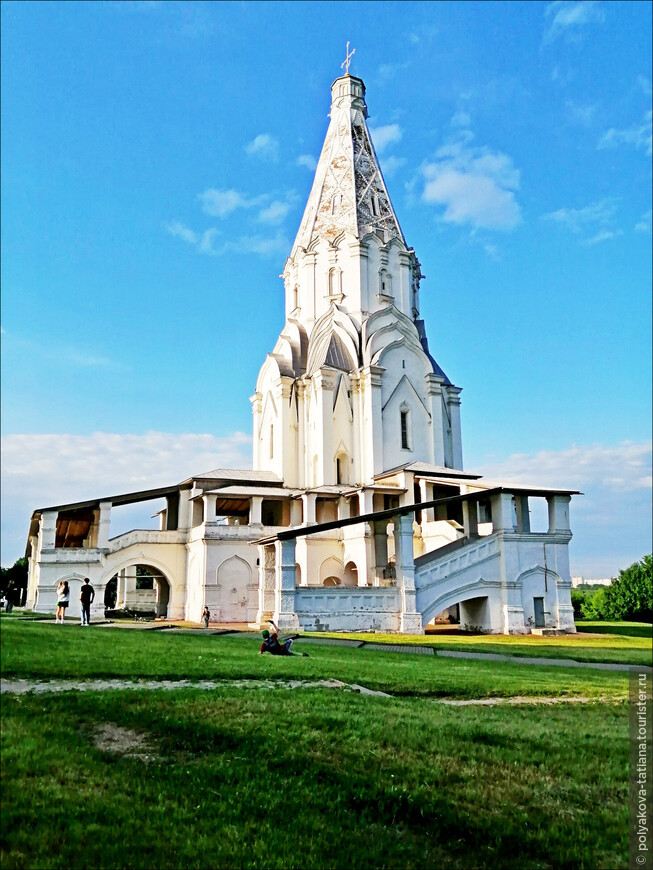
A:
[[25, 67, 579, 634], [571, 577, 613, 588]]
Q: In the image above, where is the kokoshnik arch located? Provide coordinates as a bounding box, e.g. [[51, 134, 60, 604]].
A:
[[24, 67, 579, 635]]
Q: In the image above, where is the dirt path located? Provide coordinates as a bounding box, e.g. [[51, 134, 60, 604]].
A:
[[0, 678, 622, 705]]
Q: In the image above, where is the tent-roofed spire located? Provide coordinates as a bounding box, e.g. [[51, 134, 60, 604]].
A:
[[292, 73, 405, 253]]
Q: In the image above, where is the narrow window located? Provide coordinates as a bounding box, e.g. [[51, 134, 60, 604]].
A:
[[269, 425, 274, 459], [371, 194, 379, 216], [401, 411, 409, 450], [336, 457, 343, 485], [293, 285, 299, 309]]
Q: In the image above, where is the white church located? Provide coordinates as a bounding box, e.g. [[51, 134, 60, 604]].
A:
[[25, 68, 578, 635]]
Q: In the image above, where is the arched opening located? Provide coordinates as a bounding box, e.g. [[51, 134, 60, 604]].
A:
[[319, 556, 343, 586], [323, 576, 341, 587], [335, 453, 350, 485], [342, 561, 358, 587], [106, 564, 171, 619]]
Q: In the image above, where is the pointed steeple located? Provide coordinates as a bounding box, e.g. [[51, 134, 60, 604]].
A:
[[292, 74, 405, 253]]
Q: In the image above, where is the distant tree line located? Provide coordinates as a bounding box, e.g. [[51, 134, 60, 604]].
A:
[[1, 558, 28, 607], [572, 555, 652, 622]]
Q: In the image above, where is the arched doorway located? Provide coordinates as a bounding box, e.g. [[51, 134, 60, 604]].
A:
[[106, 564, 171, 618]]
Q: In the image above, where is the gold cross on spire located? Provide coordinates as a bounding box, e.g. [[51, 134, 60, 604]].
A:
[[341, 42, 355, 76]]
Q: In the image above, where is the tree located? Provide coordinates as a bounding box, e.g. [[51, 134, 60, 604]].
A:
[[0, 558, 28, 606], [603, 555, 652, 622]]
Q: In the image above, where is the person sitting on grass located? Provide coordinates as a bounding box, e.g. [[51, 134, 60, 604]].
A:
[[259, 619, 308, 656]]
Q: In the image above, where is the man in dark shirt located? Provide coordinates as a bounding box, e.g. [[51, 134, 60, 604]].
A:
[[259, 620, 308, 656], [79, 577, 95, 626]]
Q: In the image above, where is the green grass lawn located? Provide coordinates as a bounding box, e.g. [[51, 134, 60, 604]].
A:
[[313, 621, 652, 666], [0, 621, 630, 699], [2, 688, 628, 870], [0, 619, 636, 869]]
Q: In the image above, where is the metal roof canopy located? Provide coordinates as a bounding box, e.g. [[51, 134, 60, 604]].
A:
[[255, 486, 581, 545]]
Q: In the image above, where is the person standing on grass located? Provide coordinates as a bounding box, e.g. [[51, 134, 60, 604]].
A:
[[202, 606, 210, 629], [79, 577, 95, 626], [55, 580, 70, 624]]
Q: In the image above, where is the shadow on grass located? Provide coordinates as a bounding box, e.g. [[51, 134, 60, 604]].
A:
[[576, 621, 652, 638]]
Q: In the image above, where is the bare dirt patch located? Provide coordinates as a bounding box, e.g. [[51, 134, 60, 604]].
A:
[[91, 723, 159, 762]]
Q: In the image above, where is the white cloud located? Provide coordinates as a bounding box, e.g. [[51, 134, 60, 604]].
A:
[[297, 154, 317, 172], [581, 229, 623, 246], [0, 431, 253, 565], [258, 200, 291, 224], [245, 133, 279, 162], [380, 155, 407, 177], [421, 134, 522, 230], [598, 110, 652, 156], [166, 221, 222, 256], [635, 210, 652, 233], [451, 110, 471, 127], [369, 124, 403, 154], [472, 440, 652, 577], [541, 199, 620, 244], [377, 62, 409, 84], [543, 1, 606, 45], [565, 99, 597, 126], [638, 75, 653, 97], [198, 188, 261, 218], [3, 330, 127, 372]]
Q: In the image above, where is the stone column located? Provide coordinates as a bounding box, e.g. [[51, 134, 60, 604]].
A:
[[425, 374, 445, 467], [97, 502, 112, 549], [547, 495, 571, 534], [361, 365, 385, 481], [40, 511, 58, 551], [462, 498, 479, 539], [314, 368, 336, 485], [203, 494, 217, 524], [274, 538, 300, 631], [514, 496, 530, 534], [290, 498, 303, 526], [490, 492, 516, 533], [393, 513, 423, 634], [445, 387, 463, 469], [250, 496, 263, 526], [372, 520, 389, 586], [302, 492, 317, 525], [256, 544, 276, 626], [337, 497, 350, 522], [177, 489, 192, 532], [116, 569, 126, 609], [250, 392, 263, 469], [418, 479, 435, 522]]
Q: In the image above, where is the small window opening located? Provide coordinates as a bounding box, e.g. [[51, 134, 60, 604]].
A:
[[400, 410, 409, 450], [269, 425, 274, 459], [371, 194, 379, 216]]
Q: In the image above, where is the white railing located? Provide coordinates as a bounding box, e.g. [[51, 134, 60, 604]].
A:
[[107, 529, 187, 552]]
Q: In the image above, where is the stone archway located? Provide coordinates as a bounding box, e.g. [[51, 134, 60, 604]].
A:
[[105, 564, 172, 618]]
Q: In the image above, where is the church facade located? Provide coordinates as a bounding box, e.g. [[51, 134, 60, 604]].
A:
[[24, 71, 578, 635]]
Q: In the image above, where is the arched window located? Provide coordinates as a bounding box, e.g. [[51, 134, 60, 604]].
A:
[[328, 268, 341, 297], [400, 405, 411, 451], [371, 193, 380, 216], [331, 194, 342, 214], [379, 269, 392, 297], [336, 453, 350, 485]]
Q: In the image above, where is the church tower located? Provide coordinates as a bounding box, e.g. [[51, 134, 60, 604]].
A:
[[251, 72, 463, 488]]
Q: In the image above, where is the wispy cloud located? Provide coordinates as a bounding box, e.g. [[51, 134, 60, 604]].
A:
[[369, 124, 403, 154], [258, 201, 291, 224], [598, 110, 652, 156], [3, 330, 128, 372], [297, 154, 317, 172], [1, 431, 253, 565], [635, 210, 652, 233], [376, 62, 409, 84], [421, 132, 522, 231], [451, 110, 471, 128], [541, 198, 621, 245], [198, 188, 263, 218], [473, 440, 652, 577], [543, 1, 606, 46], [380, 155, 407, 178], [638, 75, 653, 97], [166, 221, 288, 258], [245, 133, 279, 162], [565, 99, 597, 126]]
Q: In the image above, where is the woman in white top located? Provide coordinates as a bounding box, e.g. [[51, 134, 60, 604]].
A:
[[56, 580, 70, 624]]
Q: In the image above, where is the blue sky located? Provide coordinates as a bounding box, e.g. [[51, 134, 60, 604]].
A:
[[1, 0, 651, 574]]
